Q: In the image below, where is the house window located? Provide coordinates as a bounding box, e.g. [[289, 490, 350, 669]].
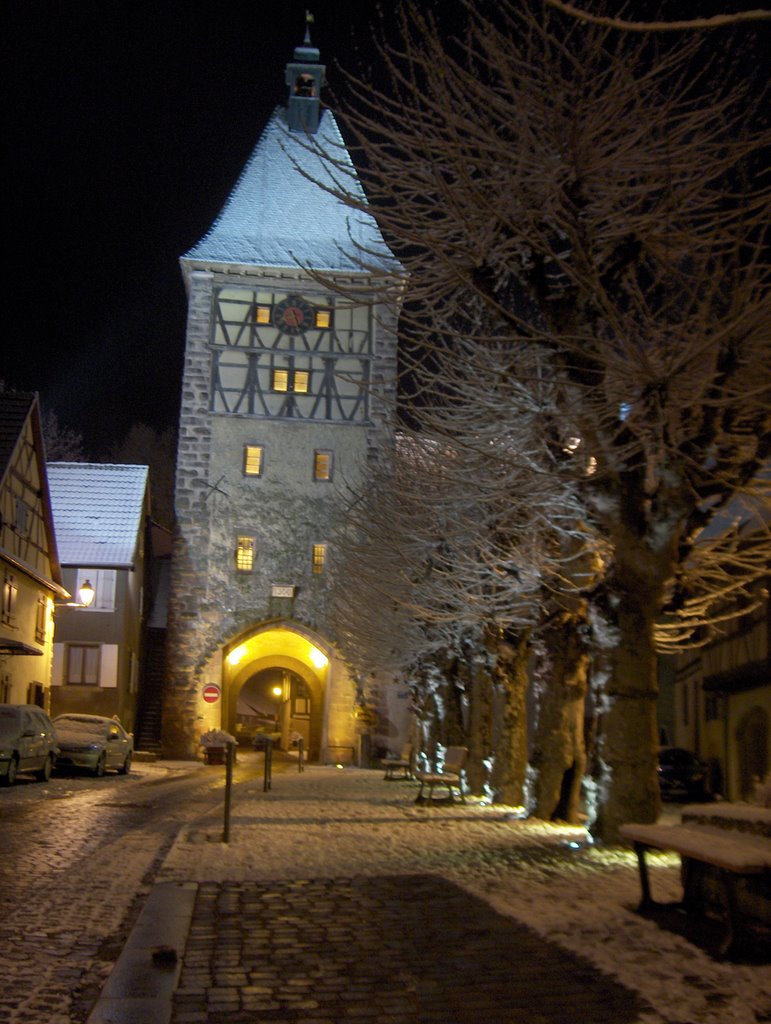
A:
[[2, 574, 17, 625], [272, 368, 310, 394], [66, 645, 101, 685], [315, 308, 332, 329], [244, 445, 264, 477], [255, 304, 271, 325], [77, 569, 116, 612], [35, 596, 48, 643], [312, 543, 326, 575], [236, 536, 255, 572], [313, 450, 333, 481]]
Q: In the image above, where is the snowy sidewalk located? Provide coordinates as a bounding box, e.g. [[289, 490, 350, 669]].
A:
[[139, 766, 770, 1022]]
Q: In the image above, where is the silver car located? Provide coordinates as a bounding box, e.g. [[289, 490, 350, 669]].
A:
[[54, 714, 133, 777], [0, 704, 59, 785]]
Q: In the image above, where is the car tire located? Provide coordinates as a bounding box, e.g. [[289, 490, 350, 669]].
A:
[[1, 757, 18, 786], [118, 752, 132, 775], [94, 752, 106, 777], [35, 755, 53, 782]]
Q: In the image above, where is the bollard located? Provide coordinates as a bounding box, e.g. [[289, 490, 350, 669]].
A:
[[298, 737, 304, 773], [223, 740, 235, 843], [263, 736, 273, 792]]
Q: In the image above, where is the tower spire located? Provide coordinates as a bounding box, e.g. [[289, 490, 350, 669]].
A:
[[286, 11, 326, 134]]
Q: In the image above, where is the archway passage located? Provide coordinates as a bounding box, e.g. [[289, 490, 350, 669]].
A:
[[237, 668, 317, 757], [223, 624, 329, 763]]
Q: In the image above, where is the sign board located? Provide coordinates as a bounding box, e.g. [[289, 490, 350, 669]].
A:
[[202, 683, 221, 704], [271, 584, 295, 599]]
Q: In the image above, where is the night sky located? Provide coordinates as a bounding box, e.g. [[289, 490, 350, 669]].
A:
[[4, 1, 765, 456], [4, 1, 387, 456]]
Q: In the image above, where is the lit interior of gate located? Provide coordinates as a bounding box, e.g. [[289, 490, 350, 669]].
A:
[[226, 627, 329, 673]]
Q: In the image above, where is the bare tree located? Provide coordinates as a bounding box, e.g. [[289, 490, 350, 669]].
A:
[[40, 408, 87, 462], [326, 1, 770, 838]]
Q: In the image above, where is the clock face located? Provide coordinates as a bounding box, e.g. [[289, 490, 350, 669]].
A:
[[272, 295, 314, 335]]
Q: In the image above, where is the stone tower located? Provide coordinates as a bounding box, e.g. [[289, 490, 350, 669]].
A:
[[163, 25, 398, 760]]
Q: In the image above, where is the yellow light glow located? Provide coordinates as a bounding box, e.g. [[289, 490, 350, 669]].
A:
[[308, 645, 328, 670], [272, 685, 282, 697], [228, 645, 247, 666]]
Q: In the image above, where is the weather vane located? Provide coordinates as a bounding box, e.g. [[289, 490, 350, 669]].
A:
[[305, 9, 314, 43]]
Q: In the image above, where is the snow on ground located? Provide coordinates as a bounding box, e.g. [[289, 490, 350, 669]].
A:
[[159, 763, 771, 1024]]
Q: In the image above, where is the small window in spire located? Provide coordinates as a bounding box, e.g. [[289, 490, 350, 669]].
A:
[[294, 73, 316, 97]]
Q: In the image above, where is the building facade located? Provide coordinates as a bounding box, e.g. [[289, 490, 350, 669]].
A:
[[0, 392, 66, 707], [48, 463, 151, 731], [163, 30, 398, 760]]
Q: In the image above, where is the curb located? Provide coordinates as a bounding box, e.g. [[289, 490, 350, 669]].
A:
[[86, 881, 197, 1024]]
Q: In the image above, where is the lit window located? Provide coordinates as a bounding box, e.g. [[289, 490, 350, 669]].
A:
[[66, 645, 100, 685], [236, 536, 255, 572], [255, 304, 271, 324], [272, 368, 310, 394], [314, 450, 333, 481], [315, 309, 332, 329], [244, 445, 264, 477], [312, 543, 326, 575]]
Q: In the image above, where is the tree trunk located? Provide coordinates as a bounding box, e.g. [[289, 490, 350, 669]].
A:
[[467, 653, 494, 796], [530, 609, 589, 824], [490, 632, 529, 805], [593, 583, 661, 842]]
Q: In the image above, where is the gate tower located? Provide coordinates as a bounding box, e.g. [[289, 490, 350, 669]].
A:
[[163, 22, 398, 760]]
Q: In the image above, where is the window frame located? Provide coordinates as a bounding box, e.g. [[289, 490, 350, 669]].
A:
[[313, 450, 334, 482], [312, 543, 327, 576], [65, 644, 101, 686], [243, 444, 265, 478], [236, 536, 256, 572]]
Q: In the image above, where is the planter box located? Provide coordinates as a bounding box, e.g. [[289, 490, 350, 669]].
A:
[[204, 746, 226, 765]]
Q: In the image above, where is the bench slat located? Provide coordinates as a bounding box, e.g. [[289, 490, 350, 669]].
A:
[[620, 823, 771, 873]]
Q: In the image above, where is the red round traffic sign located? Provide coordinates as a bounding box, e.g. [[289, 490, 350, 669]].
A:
[[202, 684, 221, 704]]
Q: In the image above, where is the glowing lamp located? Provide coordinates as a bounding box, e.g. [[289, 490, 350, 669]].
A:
[[78, 580, 95, 608], [227, 645, 246, 666], [308, 645, 328, 670], [272, 685, 282, 698]]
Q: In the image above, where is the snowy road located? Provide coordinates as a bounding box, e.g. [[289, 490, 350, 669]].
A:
[[0, 756, 270, 1024]]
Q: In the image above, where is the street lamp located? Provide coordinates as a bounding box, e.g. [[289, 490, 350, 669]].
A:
[[78, 579, 95, 608]]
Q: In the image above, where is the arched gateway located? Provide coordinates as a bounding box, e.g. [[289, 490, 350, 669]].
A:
[[161, 22, 399, 760]]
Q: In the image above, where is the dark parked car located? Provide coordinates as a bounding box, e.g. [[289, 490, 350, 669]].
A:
[[0, 704, 59, 785], [657, 746, 711, 801], [54, 714, 133, 777]]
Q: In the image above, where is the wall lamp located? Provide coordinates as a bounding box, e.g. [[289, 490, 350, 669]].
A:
[[58, 579, 96, 608]]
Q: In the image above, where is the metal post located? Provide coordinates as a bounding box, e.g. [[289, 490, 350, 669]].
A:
[[223, 740, 235, 843], [263, 736, 272, 792], [298, 737, 304, 773]]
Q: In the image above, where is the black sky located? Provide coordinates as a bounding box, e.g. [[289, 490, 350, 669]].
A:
[[3, 1, 765, 457], [4, 1, 389, 456]]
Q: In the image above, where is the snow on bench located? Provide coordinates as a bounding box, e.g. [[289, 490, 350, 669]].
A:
[[620, 822, 771, 873], [620, 820, 771, 956]]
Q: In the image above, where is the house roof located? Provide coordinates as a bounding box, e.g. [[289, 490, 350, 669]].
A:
[[47, 463, 149, 568], [0, 392, 35, 475], [181, 107, 397, 278]]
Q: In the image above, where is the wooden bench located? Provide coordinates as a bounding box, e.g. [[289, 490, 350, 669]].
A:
[[382, 743, 413, 781], [620, 821, 771, 956], [414, 746, 468, 804]]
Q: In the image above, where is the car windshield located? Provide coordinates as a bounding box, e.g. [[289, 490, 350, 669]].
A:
[[56, 717, 106, 739], [0, 711, 20, 741]]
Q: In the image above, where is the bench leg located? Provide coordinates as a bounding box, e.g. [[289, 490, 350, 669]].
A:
[[717, 869, 746, 958], [633, 842, 656, 909]]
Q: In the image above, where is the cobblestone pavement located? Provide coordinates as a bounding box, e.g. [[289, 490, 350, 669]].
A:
[[0, 757, 272, 1024], [172, 875, 649, 1024]]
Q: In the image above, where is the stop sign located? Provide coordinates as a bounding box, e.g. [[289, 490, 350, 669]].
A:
[[202, 684, 221, 704]]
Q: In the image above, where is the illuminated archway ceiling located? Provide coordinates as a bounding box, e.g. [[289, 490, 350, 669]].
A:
[[227, 627, 328, 672]]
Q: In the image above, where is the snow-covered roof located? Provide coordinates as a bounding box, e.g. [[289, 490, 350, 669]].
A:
[[47, 463, 149, 568], [182, 107, 398, 277]]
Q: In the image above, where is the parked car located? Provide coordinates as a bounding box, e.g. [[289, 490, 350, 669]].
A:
[[54, 714, 133, 776], [0, 704, 59, 785], [657, 746, 711, 801]]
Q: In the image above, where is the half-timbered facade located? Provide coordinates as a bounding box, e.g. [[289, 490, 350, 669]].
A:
[[163, 27, 398, 760], [0, 392, 66, 706]]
